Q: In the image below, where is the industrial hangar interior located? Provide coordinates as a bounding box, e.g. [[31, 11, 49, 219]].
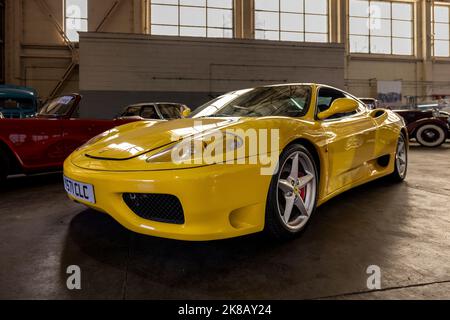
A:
[[0, 0, 450, 302]]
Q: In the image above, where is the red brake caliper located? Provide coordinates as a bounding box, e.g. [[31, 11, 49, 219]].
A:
[[299, 172, 307, 201]]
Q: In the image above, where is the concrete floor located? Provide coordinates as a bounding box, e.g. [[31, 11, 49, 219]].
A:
[[0, 143, 449, 300]]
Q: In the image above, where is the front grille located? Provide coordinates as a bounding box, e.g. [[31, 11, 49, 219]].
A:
[[123, 193, 185, 225]]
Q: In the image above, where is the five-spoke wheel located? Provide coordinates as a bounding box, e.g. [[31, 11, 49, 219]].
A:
[[266, 144, 319, 239]]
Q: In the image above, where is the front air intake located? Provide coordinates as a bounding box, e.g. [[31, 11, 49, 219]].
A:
[[123, 193, 185, 225]]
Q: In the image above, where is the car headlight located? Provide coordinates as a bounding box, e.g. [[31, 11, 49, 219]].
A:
[[146, 132, 243, 164]]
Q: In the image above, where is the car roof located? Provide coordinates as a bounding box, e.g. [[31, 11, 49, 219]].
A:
[[0, 86, 37, 99]]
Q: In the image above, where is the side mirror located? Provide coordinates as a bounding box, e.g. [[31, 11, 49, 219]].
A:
[[318, 98, 359, 120], [182, 108, 191, 118]]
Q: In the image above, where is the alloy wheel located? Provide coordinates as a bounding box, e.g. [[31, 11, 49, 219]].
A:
[[276, 151, 317, 231]]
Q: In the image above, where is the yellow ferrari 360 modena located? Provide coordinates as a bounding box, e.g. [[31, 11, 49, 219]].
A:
[[63, 84, 408, 241]]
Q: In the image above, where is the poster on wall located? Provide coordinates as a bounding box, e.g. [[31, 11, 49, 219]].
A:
[[377, 81, 402, 106]]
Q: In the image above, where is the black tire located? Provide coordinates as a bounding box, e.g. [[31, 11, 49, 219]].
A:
[[265, 144, 319, 240], [0, 152, 9, 183], [415, 124, 446, 148], [388, 132, 408, 183]]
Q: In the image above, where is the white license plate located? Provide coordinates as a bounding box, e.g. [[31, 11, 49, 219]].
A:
[[64, 176, 96, 204]]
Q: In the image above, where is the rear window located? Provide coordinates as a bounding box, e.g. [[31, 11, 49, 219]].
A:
[[0, 98, 34, 109]]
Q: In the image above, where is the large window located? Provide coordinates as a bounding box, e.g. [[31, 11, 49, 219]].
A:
[[433, 4, 450, 57], [349, 0, 414, 55], [254, 0, 329, 42], [151, 0, 233, 38], [65, 0, 88, 42], [0, 0, 4, 83]]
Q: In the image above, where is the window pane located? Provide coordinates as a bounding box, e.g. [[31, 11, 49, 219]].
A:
[[181, 0, 206, 6], [255, 30, 279, 41], [66, 18, 87, 42], [392, 3, 412, 21], [255, 11, 279, 30], [393, 38, 412, 55], [350, 17, 369, 35], [370, 18, 390, 36], [369, 1, 390, 19], [180, 7, 206, 26], [305, 33, 328, 43], [66, 0, 87, 19], [281, 0, 304, 13], [255, 0, 278, 12], [305, 14, 327, 33], [370, 36, 391, 54], [281, 32, 304, 42], [281, 13, 303, 32], [153, 0, 178, 4], [180, 26, 206, 37], [392, 20, 412, 38], [435, 22, 450, 40], [434, 6, 449, 23], [208, 28, 232, 38], [152, 25, 178, 36], [208, 0, 233, 9], [350, 0, 369, 17], [350, 35, 369, 53], [151, 4, 178, 25], [434, 40, 450, 57], [208, 8, 232, 28], [305, 0, 327, 14]]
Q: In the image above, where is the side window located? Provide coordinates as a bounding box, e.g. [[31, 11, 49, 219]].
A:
[[141, 106, 159, 119], [317, 87, 359, 120], [71, 104, 80, 119], [122, 106, 141, 117]]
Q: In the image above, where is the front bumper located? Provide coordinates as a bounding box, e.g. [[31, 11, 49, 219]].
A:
[[63, 158, 272, 241]]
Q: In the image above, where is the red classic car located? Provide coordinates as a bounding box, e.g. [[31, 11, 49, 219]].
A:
[[395, 109, 450, 147], [0, 94, 144, 181]]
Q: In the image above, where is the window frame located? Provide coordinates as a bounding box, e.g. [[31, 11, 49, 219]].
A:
[[254, 0, 330, 43], [149, 0, 235, 39], [0, 0, 4, 84], [347, 0, 416, 57], [432, 2, 450, 58], [64, 0, 89, 43]]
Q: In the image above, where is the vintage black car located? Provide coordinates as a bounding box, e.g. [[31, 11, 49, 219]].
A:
[[395, 109, 450, 147]]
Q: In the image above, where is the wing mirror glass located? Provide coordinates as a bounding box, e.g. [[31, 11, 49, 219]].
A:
[[318, 98, 359, 120]]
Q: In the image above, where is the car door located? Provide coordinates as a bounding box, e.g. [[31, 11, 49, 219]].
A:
[[318, 87, 377, 196]]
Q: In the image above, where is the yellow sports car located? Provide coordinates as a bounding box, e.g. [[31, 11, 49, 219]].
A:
[[63, 84, 408, 241]]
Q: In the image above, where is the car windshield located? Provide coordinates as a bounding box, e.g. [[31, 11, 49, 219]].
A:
[[190, 85, 312, 118], [39, 95, 76, 116], [158, 104, 182, 119]]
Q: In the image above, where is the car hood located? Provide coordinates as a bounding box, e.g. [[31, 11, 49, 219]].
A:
[[82, 117, 244, 160]]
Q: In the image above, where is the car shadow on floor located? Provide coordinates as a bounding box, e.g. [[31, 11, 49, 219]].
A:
[[0, 172, 62, 193], [61, 176, 413, 299]]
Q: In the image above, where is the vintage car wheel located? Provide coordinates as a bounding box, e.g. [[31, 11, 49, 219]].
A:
[[415, 124, 446, 147], [265, 144, 319, 239], [389, 133, 408, 182]]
